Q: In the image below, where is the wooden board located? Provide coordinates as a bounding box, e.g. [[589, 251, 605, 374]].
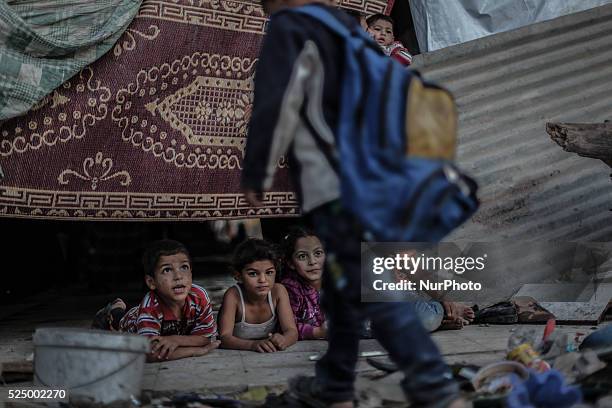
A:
[[547, 122, 612, 167]]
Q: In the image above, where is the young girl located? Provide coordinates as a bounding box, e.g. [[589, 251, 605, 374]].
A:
[[218, 238, 298, 352], [281, 226, 327, 340]]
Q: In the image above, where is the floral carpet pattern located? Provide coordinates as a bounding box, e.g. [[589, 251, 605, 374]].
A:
[[0, 0, 392, 220]]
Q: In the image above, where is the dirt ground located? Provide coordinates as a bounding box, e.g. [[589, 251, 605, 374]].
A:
[[0, 277, 610, 407]]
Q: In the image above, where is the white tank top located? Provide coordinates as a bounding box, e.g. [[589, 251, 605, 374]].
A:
[[232, 284, 278, 340]]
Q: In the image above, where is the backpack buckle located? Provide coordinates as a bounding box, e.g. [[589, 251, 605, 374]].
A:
[[443, 165, 471, 197]]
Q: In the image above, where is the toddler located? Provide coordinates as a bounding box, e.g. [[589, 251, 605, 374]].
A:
[[218, 238, 298, 352], [366, 14, 412, 66]]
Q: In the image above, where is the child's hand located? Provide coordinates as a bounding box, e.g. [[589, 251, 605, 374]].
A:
[[150, 336, 179, 360], [269, 333, 290, 351], [194, 340, 221, 357], [251, 337, 278, 353], [312, 325, 327, 339]]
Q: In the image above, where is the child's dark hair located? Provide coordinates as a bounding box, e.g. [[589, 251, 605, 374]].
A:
[[280, 226, 320, 278], [366, 13, 394, 28], [232, 238, 280, 273], [281, 226, 318, 266], [142, 240, 191, 276]]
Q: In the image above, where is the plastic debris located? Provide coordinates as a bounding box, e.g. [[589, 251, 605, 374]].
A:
[[540, 331, 575, 360], [580, 325, 612, 351], [553, 351, 607, 383], [169, 393, 242, 408], [506, 369, 582, 408], [508, 327, 551, 372], [472, 361, 529, 394]]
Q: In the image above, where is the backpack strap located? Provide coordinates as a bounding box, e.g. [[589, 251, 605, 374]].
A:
[[293, 4, 379, 45], [290, 4, 382, 130]]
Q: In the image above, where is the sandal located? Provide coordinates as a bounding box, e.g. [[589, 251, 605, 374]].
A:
[[438, 316, 468, 330], [91, 298, 126, 330]]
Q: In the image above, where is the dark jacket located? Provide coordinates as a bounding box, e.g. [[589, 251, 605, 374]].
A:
[[242, 4, 358, 212]]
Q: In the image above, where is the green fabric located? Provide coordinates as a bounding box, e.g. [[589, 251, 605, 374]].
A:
[[0, 0, 142, 121]]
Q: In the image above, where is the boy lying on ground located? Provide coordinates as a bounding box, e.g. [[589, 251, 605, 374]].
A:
[[92, 240, 220, 362]]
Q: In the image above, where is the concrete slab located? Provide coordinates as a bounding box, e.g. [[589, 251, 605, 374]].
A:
[[135, 324, 612, 394], [0, 280, 610, 399]]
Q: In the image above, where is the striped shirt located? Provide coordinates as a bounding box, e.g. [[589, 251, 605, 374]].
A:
[[384, 41, 413, 66], [119, 284, 217, 337]]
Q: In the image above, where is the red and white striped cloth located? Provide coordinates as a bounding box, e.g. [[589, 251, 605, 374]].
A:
[[385, 41, 412, 66]]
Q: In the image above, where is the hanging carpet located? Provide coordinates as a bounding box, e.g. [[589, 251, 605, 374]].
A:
[[0, 0, 393, 220]]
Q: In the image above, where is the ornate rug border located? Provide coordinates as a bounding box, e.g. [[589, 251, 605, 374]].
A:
[[0, 187, 299, 221]]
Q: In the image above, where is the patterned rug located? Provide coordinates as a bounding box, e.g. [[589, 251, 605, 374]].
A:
[[0, 0, 392, 221]]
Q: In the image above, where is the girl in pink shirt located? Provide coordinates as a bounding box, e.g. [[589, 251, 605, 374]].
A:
[[281, 226, 327, 340]]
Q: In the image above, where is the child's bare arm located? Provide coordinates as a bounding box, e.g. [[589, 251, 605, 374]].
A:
[[270, 284, 298, 350], [151, 334, 214, 349], [218, 288, 264, 351], [147, 339, 220, 362], [149, 335, 217, 361]]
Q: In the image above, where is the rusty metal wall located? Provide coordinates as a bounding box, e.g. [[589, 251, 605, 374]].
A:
[[413, 3, 612, 243]]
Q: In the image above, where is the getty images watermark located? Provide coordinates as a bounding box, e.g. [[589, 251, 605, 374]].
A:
[[360, 242, 611, 303], [371, 251, 486, 292]]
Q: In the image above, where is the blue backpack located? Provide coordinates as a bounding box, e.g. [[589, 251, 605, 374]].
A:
[[293, 5, 479, 242]]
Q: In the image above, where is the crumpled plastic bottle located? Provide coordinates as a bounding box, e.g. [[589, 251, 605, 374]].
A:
[[507, 328, 551, 372]]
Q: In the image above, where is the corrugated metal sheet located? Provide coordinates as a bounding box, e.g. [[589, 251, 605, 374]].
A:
[[413, 3, 612, 243]]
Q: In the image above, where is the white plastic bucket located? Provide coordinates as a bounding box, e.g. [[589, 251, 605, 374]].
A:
[[33, 328, 150, 404]]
